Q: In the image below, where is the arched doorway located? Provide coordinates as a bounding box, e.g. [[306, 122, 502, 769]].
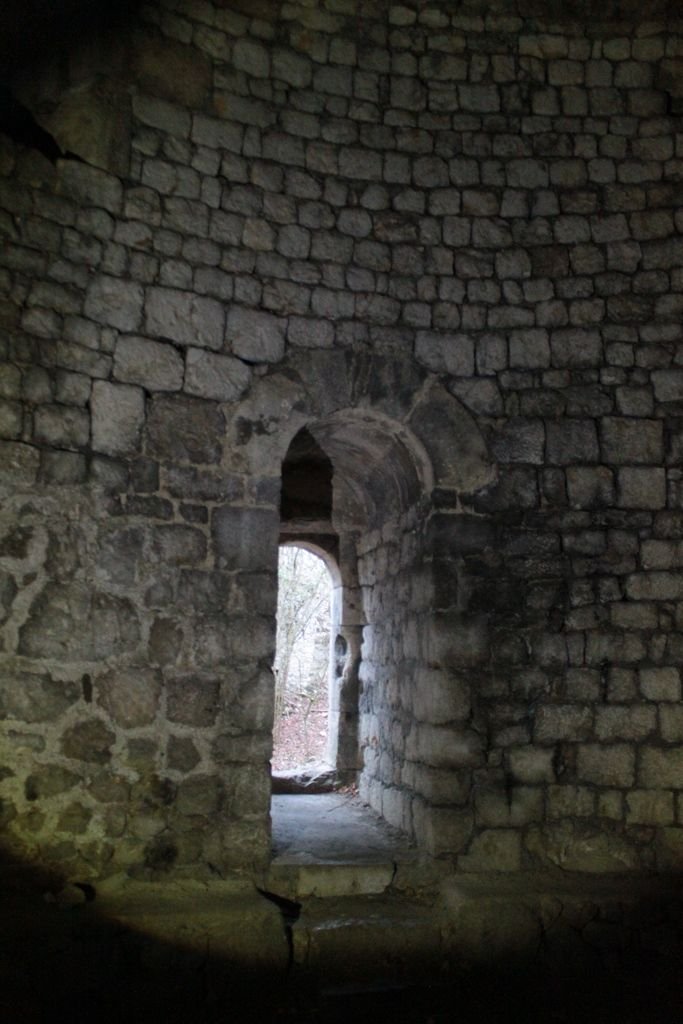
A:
[[228, 354, 495, 857], [274, 411, 432, 831], [272, 544, 333, 774], [276, 427, 362, 791]]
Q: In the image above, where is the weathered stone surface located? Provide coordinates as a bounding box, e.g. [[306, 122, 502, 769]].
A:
[[18, 584, 140, 660], [618, 468, 666, 509], [176, 775, 223, 816], [640, 747, 683, 788], [0, 674, 79, 723], [97, 669, 162, 728], [407, 723, 484, 769], [146, 395, 225, 464], [415, 804, 473, 857], [576, 744, 635, 787], [49, 87, 131, 176], [409, 384, 494, 494], [184, 348, 251, 402], [0, 441, 40, 484], [640, 667, 680, 701], [145, 288, 224, 351], [227, 307, 286, 364], [414, 331, 475, 376], [84, 276, 144, 332], [166, 676, 221, 727], [212, 507, 278, 571], [133, 30, 212, 108], [151, 525, 207, 566], [600, 418, 663, 464], [34, 406, 89, 450], [526, 822, 640, 872], [114, 336, 184, 392], [57, 162, 123, 215], [6, 1, 683, 884], [458, 829, 521, 872], [148, 617, 183, 666], [25, 766, 80, 801], [96, 527, 143, 586], [167, 735, 201, 772], [412, 669, 470, 724], [61, 719, 116, 764], [91, 381, 145, 456]]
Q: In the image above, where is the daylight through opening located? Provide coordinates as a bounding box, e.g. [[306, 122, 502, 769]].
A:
[[272, 545, 332, 773]]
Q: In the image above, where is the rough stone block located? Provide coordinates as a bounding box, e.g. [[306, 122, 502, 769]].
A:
[[600, 418, 662, 464], [133, 95, 191, 137], [152, 525, 207, 566], [640, 666, 681, 701], [0, 673, 79, 723], [412, 668, 470, 724], [84, 275, 143, 332], [651, 369, 683, 402], [594, 706, 655, 741], [272, 48, 312, 88], [414, 802, 473, 857], [546, 420, 599, 465], [145, 287, 224, 351], [287, 316, 334, 349], [114, 335, 184, 392], [626, 572, 683, 601], [176, 774, 224, 816], [91, 380, 144, 456], [640, 747, 683, 788], [415, 330, 474, 376], [185, 348, 251, 402], [546, 785, 594, 819], [133, 31, 211, 109], [25, 766, 80, 801], [61, 718, 116, 764], [509, 329, 550, 369], [57, 161, 122, 214], [34, 405, 89, 450], [97, 669, 162, 728], [626, 790, 674, 825], [660, 705, 683, 742], [146, 394, 224, 464], [166, 675, 221, 727], [576, 744, 635, 787], [491, 419, 545, 464], [458, 829, 521, 871], [566, 466, 614, 508], [476, 786, 542, 827], [167, 735, 200, 772], [212, 506, 278, 571], [39, 450, 87, 484], [535, 705, 592, 742], [508, 746, 555, 783], [550, 328, 602, 367], [227, 306, 286, 363], [617, 467, 666, 509], [408, 723, 483, 769], [526, 820, 639, 872], [191, 114, 242, 152]]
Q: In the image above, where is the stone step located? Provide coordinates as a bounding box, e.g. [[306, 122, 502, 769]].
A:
[[266, 856, 397, 898], [290, 893, 442, 985]]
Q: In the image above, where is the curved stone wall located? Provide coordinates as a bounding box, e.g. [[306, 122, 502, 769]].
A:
[[2, 0, 683, 878]]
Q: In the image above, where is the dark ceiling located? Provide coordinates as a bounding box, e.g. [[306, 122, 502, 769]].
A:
[[0, 0, 142, 72]]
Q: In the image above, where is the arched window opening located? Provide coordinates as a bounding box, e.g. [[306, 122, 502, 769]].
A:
[[272, 545, 332, 772]]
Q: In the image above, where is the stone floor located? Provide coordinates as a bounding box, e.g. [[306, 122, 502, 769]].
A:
[[268, 792, 419, 898], [271, 792, 415, 863]]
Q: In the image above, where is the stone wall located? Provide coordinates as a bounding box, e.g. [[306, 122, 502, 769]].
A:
[[2, 0, 683, 878]]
